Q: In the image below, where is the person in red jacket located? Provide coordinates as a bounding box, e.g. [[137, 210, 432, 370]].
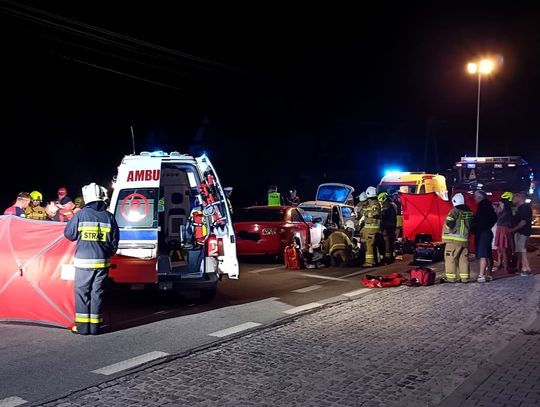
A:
[[4, 192, 31, 217]]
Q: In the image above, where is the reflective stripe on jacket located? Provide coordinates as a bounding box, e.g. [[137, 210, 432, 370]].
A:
[[363, 199, 381, 229], [324, 231, 353, 255], [64, 201, 120, 269], [442, 207, 474, 246]]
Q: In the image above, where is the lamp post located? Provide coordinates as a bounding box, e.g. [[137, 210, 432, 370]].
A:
[[467, 59, 495, 157]]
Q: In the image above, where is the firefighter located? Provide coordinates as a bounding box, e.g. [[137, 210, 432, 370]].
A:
[[378, 192, 397, 264], [391, 191, 403, 238], [64, 183, 119, 335], [322, 228, 355, 267], [73, 196, 85, 213], [25, 190, 48, 220], [354, 192, 368, 228], [362, 186, 381, 267], [442, 193, 474, 283]]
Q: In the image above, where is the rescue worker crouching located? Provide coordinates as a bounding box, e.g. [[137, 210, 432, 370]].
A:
[[442, 193, 474, 283], [322, 228, 356, 267], [378, 192, 397, 264], [362, 186, 382, 267], [64, 183, 119, 335]]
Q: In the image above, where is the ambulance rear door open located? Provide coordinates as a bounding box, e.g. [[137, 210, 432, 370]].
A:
[[195, 155, 239, 279], [109, 158, 161, 283]]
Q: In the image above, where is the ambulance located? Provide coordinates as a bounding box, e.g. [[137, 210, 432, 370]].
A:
[[377, 171, 448, 200], [108, 150, 238, 300]]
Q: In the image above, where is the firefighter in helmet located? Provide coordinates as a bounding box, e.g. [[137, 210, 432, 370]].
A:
[[362, 186, 381, 267], [442, 193, 474, 283], [322, 228, 356, 267], [378, 192, 397, 264], [73, 196, 85, 213], [64, 182, 119, 335], [25, 190, 48, 220]]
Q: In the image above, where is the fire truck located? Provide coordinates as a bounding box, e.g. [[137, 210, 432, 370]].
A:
[[449, 156, 535, 202]]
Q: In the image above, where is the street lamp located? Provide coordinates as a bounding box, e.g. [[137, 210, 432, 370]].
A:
[[467, 58, 495, 157]]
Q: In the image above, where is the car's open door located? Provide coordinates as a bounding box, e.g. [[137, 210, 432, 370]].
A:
[[316, 183, 355, 206]]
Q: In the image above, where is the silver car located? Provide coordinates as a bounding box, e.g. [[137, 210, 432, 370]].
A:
[[298, 183, 357, 230]]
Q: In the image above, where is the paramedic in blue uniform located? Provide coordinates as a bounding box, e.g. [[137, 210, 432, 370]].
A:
[[64, 183, 119, 335]]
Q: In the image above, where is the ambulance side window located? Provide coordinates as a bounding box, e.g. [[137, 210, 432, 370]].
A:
[[114, 188, 158, 228]]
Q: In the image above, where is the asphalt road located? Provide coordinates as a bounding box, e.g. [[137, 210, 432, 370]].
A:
[[1, 255, 420, 406], [3, 227, 539, 407]]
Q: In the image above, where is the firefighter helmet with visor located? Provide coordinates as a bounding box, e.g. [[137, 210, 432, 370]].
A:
[[30, 191, 43, 201], [82, 183, 107, 204]]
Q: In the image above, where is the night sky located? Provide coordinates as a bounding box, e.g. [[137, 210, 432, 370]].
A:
[[1, 2, 540, 210]]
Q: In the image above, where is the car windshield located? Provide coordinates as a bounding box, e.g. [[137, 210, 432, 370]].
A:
[[236, 207, 286, 222]]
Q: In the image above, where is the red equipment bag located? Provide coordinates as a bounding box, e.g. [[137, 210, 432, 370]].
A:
[[362, 273, 405, 288], [409, 266, 436, 286], [284, 245, 303, 270]]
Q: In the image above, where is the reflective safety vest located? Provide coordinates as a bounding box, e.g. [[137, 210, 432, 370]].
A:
[[442, 207, 474, 247], [363, 199, 381, 230], [268, 192, 281, 206]]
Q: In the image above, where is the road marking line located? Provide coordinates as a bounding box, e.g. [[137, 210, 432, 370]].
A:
[[248, 265, 284, 274], [341, 269, 369, 278], [0, 397, 27, 407], [91, 351, 169, 376], [283, 302, 323, 314], [292, 284, 323, 293], [209, 322, 262, 337], [342, 288, 372, 297], [300, 273, 348, 281]]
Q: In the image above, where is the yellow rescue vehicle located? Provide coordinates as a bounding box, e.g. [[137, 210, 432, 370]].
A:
[[377, 171, 448, 200]]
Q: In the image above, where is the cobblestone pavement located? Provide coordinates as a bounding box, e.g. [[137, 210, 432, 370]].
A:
[[450, 333, 540, 407], [36, 275, 540, 407]]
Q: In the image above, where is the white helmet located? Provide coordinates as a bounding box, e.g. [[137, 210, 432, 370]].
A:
[[452, 193, 465, 207], [365, 186, 377, 198], [82, 182, 107, 204], [357, 192, 367, 202]]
